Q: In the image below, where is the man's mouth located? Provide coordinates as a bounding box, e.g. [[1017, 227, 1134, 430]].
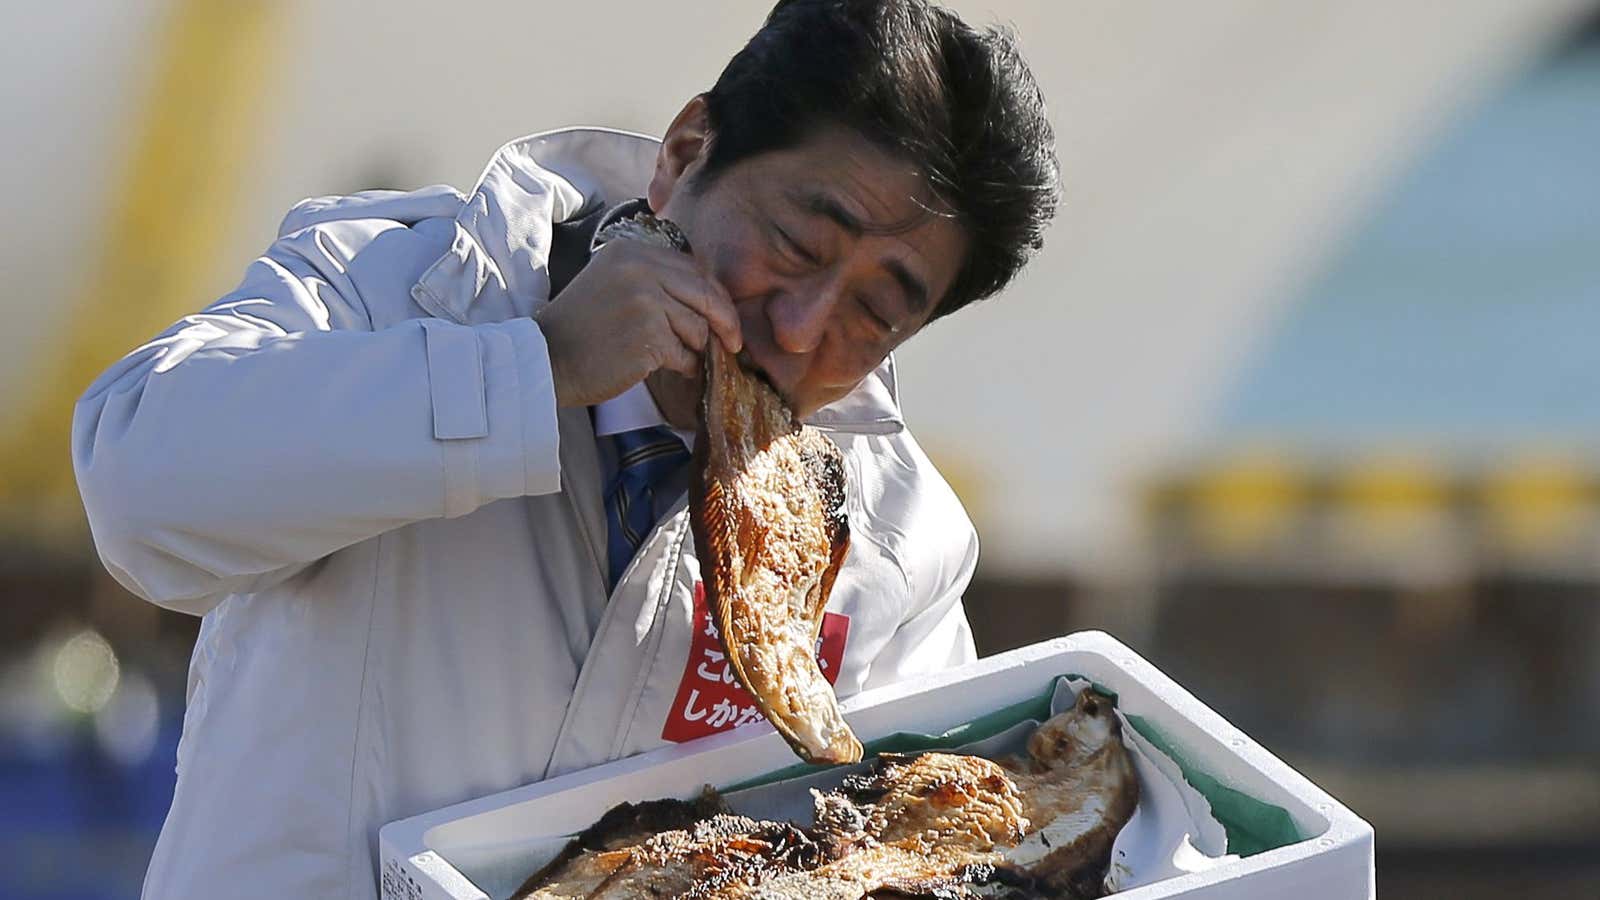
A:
[[735, 349, 789, 404]]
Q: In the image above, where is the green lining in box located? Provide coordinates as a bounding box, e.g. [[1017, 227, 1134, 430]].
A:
[[722, 675, 1301, 857], [1123, 714, 1301, 857]]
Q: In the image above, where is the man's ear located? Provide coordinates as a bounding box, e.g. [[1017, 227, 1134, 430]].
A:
[[648, 96, 713, 212]]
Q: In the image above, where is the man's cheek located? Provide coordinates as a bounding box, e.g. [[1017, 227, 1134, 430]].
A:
[[716, 238, 782, 298]]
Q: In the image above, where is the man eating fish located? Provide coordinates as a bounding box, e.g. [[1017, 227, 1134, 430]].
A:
[[70, 1, 1059, 897]]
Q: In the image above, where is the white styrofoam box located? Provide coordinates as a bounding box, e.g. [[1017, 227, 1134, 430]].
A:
[[379, 631, 1374, 900]]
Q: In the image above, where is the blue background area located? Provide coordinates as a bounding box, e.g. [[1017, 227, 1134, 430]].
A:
[[0, 717, 180, 900], [1218, 48, 1600, 441]]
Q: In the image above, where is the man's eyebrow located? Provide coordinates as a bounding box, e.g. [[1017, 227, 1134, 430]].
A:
[[790, 188, 864, 236]]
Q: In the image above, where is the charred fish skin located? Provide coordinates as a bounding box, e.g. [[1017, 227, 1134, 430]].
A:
[[676, 818, 824, 900], [696, 754, 1029, 900], [795, 428, 851, 643], [574, 789, 730, 852], [519, 812, 821, 900], [595, 211, 692, 254], [810, 788, 871, 861], [690, 340, 862, 765], [700, 842, 1000, 900], [511, 791, 730, 899], [602, 816, 819, 900]]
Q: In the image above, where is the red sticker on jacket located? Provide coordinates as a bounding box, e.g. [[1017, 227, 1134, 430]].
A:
[[661, 581, 849, 743]]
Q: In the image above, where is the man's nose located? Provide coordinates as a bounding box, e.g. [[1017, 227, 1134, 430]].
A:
[[767, 276, 840, 355]]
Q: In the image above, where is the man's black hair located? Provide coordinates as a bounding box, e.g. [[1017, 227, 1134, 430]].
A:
[[700, 0, 1060, 321]]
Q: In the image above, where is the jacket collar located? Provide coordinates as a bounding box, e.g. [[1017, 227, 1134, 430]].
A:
[[413, 127, 904, 436], [412, 127, 656, 325]]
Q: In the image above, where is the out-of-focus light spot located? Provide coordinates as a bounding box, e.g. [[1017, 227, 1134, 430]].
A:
[[52, 630, 120, 714], [94, 670, 160, 767]]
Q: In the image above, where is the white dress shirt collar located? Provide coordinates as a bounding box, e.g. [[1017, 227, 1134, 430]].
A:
[[593, 380, 695, 449]]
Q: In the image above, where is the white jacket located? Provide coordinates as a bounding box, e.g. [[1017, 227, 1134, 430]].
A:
[[72, 128, 979, 900]]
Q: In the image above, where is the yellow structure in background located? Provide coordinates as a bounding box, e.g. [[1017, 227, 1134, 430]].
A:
[[1144, 447, 1600, 579], [1187, 449, 1305, 556], [1482, 453, 1595, 557], [1333, 453, 1454, 545], [0, 0, 282, 540]]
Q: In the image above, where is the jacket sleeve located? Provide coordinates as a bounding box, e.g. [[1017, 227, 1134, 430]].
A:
[[72, 213, 562, 616]]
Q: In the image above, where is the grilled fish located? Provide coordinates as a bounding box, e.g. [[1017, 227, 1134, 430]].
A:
[[690, 340, 860, 765], [835, 752, 1029, 853], [515, 692, 1138, 899], [704, 752, 1028, 900], [515, 754, 1031, 900], [513, 792, 732, 898], [590, 816, 819, 900], [798, 692, 1138, 900], [596, 208, 860, 765], [991, 688, 1141, 898]]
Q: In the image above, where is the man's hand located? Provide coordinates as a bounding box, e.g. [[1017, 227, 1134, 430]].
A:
[[535, 239, 742, 408]]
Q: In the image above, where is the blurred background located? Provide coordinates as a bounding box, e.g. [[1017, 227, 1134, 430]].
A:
[[3, 1, 1598, 897]]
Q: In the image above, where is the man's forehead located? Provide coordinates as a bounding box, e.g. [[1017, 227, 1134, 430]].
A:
[[776, 134, 938, 218], [783, 185, 927, 237]]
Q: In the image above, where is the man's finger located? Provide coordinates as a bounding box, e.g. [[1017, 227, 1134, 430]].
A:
[[659, 299, 711, 354], [660, 268, 742, 354], [657, 333, 699, 377]]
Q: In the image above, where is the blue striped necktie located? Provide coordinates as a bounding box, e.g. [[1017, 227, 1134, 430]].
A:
[[604, 426, 692, 588]]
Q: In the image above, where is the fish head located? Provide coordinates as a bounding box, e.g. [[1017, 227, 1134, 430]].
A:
[[1026, 687, 1123, 767]]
